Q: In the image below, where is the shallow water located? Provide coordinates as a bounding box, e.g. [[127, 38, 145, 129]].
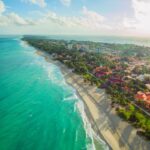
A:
[[0, 37, 108, 150]]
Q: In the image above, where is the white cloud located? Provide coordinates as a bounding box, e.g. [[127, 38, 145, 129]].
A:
[[60, 0, 71, 7], [132, 0, 150, 31], [0, 6, 111, 34], [22, 0, 47, 8], [81, 6, 107, 29], [82, 6, 105, 23], [1, 0, 150, 36], [36, 6, 109, 33], [132, 0, 150, 20], [0, 0, 5, 14], [121, 0, 150, 35], [0, 12, 36, 26], [0, 15, 7, 26], [8, 13, 35, 25], [122, 17, 136, 29]]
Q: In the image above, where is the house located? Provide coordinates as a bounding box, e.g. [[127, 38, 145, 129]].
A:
[[67, 44, 73, 50], [146, 84, 150, 90], [75, 44, 89, 51], [136, 74, 150, 82], [108, 75, 124, 84], [122, 86, 131, 93], [135, 91, 150, 109], [93, 66, 112, 78]]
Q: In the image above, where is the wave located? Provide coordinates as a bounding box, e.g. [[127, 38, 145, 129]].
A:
[[25, 46, 109, 150], [75, 99, 109, 150], [20, 40, 31, 49], [63, 94, 78, 102], [37, 58, 109, 150]]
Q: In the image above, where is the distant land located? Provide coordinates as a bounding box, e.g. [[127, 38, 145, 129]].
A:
[[1, 35, 150, 46]]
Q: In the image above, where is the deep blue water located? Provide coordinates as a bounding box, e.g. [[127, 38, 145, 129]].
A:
[[0, 37, 108, 150]]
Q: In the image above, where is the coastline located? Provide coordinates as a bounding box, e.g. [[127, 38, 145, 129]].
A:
[[35, 50, 150, 150]]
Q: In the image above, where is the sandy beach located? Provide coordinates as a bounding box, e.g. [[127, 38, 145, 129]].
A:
[[36, 50, 150, 150]]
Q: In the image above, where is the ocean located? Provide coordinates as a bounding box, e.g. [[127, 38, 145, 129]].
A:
[[0, 36, 108, 150]]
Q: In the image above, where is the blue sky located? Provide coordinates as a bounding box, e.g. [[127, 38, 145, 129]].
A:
[[0, 0, 150, 36], [3, 0, 131, 17]]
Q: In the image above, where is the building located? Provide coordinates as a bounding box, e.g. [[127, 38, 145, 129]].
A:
[[67, 44, 73, 50], [146, 84, 150, 90], [75, 44, 89, 51], [135, 91, 150, 109], [108, 75, 124, 84], [93, 66, 112, 78]]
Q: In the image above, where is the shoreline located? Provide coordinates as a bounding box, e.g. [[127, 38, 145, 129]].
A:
[[52, 60, 126, 150], [35, 50, 150, 150], [36, 50, 112, 149], [64, 75, 111, 150]]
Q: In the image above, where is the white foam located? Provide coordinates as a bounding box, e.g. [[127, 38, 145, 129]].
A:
[[75, 99, 109, 150], [35, 58, 106, 149], [20, 40, 37, 57], [13, 37, 21, 41], [76, 100, 96, 150], [20, 41, 29, 48], [63, 94, 78, 102], [40, 61, 109, 150], [75, 130, 78, 142], [29, 47, 109, 150], [63, 128, 66, 134]]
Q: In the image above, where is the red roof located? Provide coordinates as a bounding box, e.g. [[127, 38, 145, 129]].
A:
[[122, 86, 130, 92], [94, 66, 110, 72], [109, 76, 123, 84], [93, 66, 112, 77], [135, 91, 150, 109]]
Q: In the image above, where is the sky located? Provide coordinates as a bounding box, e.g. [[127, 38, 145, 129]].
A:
[[0, 0, 150, 36]]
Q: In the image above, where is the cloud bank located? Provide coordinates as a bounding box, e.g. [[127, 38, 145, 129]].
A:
[[0, 1, 35, 26], [0, 0, 150, 36], [0, 0, 5, 14]]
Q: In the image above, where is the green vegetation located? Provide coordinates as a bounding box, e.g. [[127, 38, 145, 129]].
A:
[[133, 66, 150, 74], [22, 37, 150, 140], [118, 105, 150, 139]]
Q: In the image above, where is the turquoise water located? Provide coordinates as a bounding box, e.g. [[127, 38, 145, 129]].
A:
[[0, 37, 108, 150]]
